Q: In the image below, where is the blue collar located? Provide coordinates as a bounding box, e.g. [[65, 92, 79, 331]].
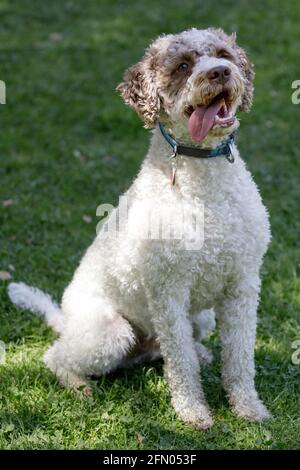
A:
[[159, 122, 236, 163]]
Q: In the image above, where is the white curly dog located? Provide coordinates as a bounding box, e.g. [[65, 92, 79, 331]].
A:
[[8, 27, 271, 429]]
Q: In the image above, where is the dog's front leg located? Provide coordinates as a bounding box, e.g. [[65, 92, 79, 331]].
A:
[[218, 275, 272, 422], [146, 283, 213, 430]]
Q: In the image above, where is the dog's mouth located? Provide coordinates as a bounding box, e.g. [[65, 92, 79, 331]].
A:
[[184, 92, 236, 143]]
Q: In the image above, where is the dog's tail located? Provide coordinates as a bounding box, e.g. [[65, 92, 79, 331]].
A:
[[8, 282, 64, 334]]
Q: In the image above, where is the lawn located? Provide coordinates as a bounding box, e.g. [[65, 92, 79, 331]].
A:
[[0, 0, 299, 450]]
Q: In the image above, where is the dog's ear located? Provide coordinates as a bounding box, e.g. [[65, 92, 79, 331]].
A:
[[235, 45, 255, 112], [117, 54, 160, 128]]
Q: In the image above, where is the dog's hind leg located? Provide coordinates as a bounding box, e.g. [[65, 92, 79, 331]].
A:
[[43, 353, 94, 396], [43, 295, 136, 394]]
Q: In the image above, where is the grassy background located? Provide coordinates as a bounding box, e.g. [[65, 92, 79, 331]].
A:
[[0, 0, 299, 449]]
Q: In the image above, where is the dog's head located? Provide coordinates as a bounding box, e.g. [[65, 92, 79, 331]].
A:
[[117, 28, 254, 145]]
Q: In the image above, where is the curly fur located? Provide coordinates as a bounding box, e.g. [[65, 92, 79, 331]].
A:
[[8, 27, 271, 429]]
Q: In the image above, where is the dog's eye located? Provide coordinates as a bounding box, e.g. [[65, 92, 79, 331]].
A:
[[217, 50, 232, 60], [177, 62, 189, 72]]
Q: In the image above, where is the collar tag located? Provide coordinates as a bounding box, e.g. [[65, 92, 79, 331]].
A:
[[170, 146, 177, 185], [226, 141, 235, 163]]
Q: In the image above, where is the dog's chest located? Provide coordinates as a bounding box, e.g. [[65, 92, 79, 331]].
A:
[[179, 159, 270, 307]]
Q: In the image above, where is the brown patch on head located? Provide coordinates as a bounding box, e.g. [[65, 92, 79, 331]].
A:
[[116, 44, 161, 128], [156, 45, 197, 110]]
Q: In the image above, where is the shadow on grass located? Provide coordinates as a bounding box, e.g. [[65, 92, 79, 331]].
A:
[[2, 341, 297, 446]]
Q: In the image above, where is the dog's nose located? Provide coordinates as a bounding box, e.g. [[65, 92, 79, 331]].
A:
[[207, 65, 231, 83]]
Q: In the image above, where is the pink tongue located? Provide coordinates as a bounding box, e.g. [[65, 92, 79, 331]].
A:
[[188, 98, 224, 142]]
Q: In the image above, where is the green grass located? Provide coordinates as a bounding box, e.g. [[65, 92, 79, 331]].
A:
[[0, 0, 299, 450]]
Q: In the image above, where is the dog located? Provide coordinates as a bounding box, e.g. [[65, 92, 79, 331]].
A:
[[8, 27, 271, 430]]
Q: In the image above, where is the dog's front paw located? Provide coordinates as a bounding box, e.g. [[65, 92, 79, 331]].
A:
[[173, 401, 213, 430], [230, 392, 272, 422]]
